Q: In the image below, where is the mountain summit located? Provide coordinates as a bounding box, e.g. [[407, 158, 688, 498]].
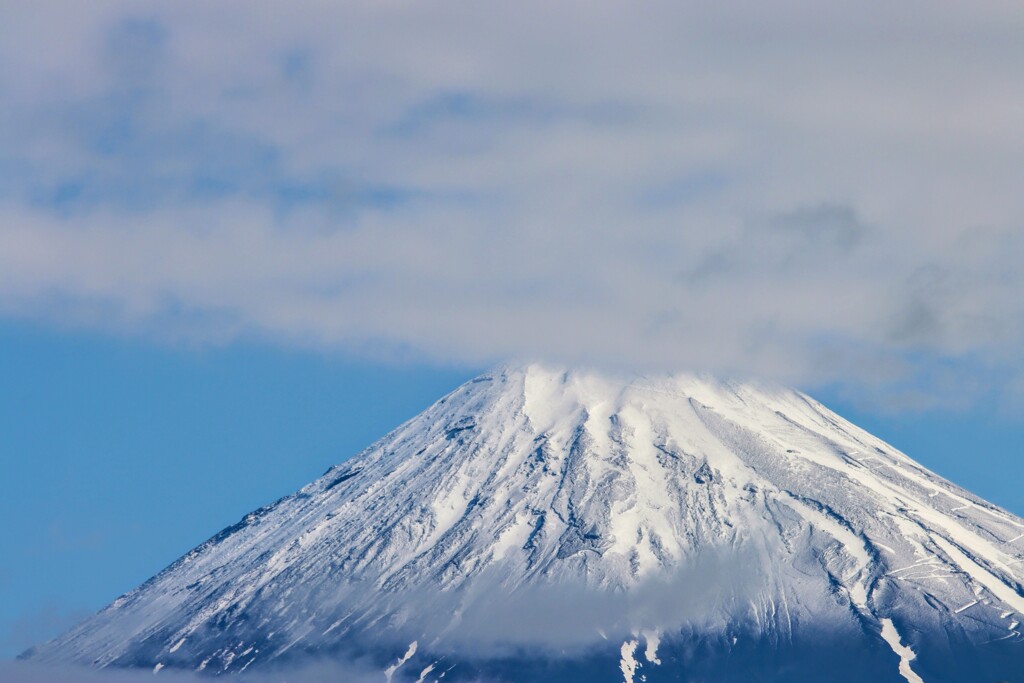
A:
[[24, 365, 1024, 681]]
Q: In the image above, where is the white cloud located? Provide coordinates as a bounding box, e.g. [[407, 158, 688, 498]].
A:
[[1, 1, 1023, 408]]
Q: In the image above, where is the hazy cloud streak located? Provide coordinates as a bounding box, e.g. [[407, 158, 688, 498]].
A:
[[1, 1, 1023, 409]]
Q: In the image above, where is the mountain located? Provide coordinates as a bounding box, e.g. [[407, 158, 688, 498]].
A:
[[23, 365, 1024, 682]]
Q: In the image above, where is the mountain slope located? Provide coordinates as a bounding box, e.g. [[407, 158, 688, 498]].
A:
[[24, 365, 1024, 681]]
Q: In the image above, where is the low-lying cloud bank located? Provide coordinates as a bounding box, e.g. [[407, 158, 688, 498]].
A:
[[0, 660, 385, 683], [12, 549, 761, 678], [2, 1, 1023, 410]]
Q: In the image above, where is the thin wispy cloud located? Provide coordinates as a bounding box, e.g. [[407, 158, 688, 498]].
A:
[[1, 1, 1023, 409]]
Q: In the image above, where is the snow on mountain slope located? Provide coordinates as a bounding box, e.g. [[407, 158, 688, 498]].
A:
[[23, 365, 1024, 682]]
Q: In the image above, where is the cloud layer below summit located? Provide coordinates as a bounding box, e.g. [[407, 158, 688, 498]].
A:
[[2, 1, 1023, 408]]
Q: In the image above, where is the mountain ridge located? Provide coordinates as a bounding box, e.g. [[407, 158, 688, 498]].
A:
[[24, 364, 1024, 682]]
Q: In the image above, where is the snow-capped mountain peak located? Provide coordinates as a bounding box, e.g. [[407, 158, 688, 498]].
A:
[[24, 364, 1024, 682]]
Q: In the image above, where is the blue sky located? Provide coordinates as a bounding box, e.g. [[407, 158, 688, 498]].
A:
[[2, 0, 1024, 662], [0, 321, 474, 657]]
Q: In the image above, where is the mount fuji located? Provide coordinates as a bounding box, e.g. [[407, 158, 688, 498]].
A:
[[23, 365, 1024, 682]]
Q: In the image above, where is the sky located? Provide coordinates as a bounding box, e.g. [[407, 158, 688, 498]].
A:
[[1, 0, 1023, 666]]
